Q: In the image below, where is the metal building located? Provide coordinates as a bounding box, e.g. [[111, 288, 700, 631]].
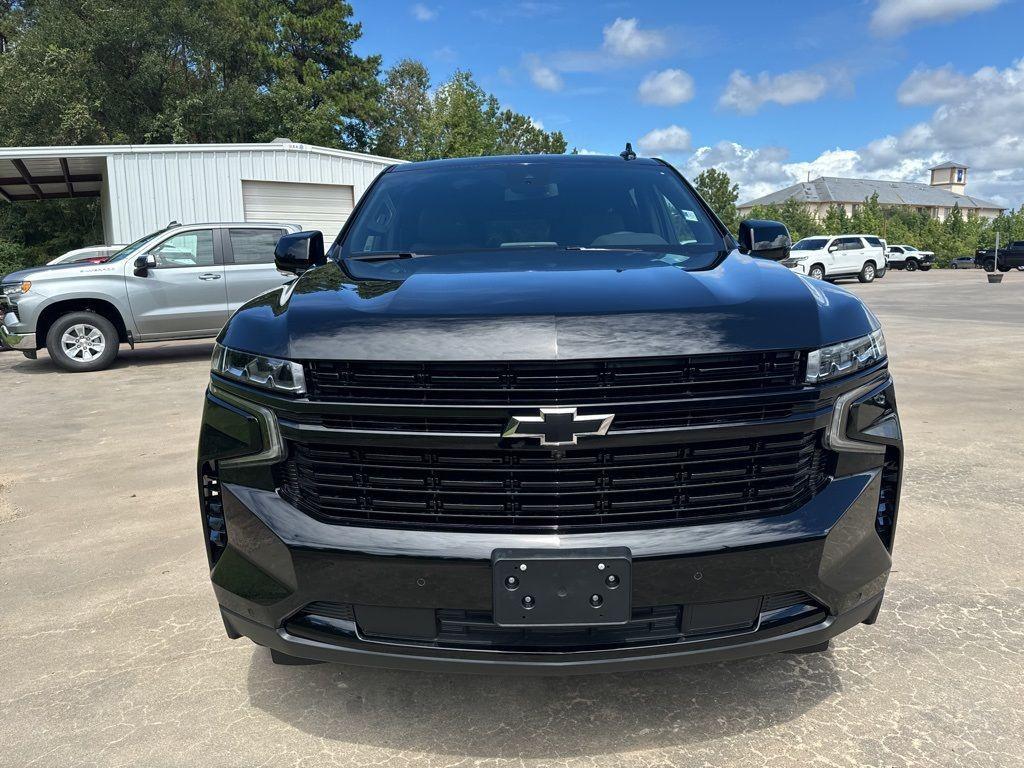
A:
[[0, 139, 400, 244]]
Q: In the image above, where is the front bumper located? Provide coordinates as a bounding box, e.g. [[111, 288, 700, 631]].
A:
[[200, 368, 902, 673], [0, 316, 35, 351]]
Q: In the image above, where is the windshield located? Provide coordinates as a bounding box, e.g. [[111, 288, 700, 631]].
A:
[[902, 245, 917, 252], [107, 228, 172, 262], [792, 238, 829, 251], [340, 161, 727, 269]]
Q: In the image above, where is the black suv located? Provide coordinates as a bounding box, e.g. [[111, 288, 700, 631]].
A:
[[976, 241, 1024, 272], [198, 155, 902, 673]]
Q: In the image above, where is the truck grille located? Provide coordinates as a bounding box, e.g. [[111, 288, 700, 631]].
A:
[[306, 351, 804, 405], [277, 431, 828, 533]]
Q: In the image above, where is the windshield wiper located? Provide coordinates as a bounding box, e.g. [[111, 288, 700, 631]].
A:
[[347, 252, 430, 263]]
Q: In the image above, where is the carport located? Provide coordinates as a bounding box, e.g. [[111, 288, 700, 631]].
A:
[[0, 141, 399, 245]]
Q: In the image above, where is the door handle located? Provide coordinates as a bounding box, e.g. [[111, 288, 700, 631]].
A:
[[198, 273, 222, 280]]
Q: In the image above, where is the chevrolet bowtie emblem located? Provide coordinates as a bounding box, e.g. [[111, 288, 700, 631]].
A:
[[503, 408, 615, 446]]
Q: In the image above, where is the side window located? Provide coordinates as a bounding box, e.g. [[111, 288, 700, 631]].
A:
[[837, 237, 863, 250], [228, 228, 283, 265], [151, 230, 215, 268], [864, 237, 882, 247]]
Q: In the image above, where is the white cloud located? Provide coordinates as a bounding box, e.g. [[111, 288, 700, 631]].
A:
[[637, 125, 692, 154], [870, 0, 1003, 36], [602, 17, 669, 59], [897, 65, 972, 105], [637, 69, 695, 106], [524, 55, 563, 92], [719, 69, 829, 114], [685, 59, 1024, 207], [410, 3, 437, 21]]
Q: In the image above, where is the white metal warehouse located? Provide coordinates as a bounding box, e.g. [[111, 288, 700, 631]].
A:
[[0, 139, 400, 244]]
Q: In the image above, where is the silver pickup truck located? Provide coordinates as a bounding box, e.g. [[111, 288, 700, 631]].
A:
[[1, 221, 299, 371]]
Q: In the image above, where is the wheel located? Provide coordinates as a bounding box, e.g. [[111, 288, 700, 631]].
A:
[[919, 265, 931, 271], [904, 259, 918, 272], [808, 264, 825, 281], [998, 264, 1011, 272], [857, 262, 876, 283], [983, 260, 995, 272], [45, 311, 119, 372], [1017, 265, 1024, 272], [876, 266, 887, 278], [951, 263, 959, 269]]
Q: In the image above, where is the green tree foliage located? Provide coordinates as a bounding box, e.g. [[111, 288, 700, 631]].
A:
[[693, 168, 738, 231], [745, 198, 823, 242], [0, 4, 561, 273]]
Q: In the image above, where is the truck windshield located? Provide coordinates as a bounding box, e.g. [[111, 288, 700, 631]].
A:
[[107, 228, 173, 262], [340, 160, 728, 269]]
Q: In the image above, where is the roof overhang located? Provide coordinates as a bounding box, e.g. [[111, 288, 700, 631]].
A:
[[0, 147, 106, 202]]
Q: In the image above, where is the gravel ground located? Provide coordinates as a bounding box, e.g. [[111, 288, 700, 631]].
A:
[[1, 269, 1022, 767]]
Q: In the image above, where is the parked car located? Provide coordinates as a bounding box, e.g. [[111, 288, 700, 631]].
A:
[[975, 241, 1024, 272], [886, 245, 934, 271], [783, 234, 886, 282], [47, 245, 125, 265], [1, 221, 299, 371], [199, 154, 902, 672], [948, 256, 976, 269]]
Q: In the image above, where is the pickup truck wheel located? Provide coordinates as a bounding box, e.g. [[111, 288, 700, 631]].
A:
[[998, 265, 1011, 272], [904, 259, 918, 272], [858, 262, 876, 283], [45, 311, 120, 372], [983, 260, 995, 272], [808, 264, 825, 281]]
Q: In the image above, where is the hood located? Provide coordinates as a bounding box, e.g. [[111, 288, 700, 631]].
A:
[[219, 249, 879, 361], [2, 260, 124, 285]]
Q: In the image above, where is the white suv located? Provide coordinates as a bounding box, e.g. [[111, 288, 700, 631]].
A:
[[784, 235, 887, 283]]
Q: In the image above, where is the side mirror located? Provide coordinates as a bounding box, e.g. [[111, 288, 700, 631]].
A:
[[274, 231, 325, 275], [134, 254, 157, 277], [737, 219, 792, 262], [828, 244, 839, 253]]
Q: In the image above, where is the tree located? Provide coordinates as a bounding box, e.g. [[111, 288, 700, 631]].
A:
[[747, 199, 822, 242], [693, 168, 738, 231], [411, 69, 565, 160], [374, 58, 431, 160], [821, 203, 851, 234]]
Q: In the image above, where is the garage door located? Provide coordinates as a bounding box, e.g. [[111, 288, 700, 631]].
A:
[[242, 180, 355, 242]]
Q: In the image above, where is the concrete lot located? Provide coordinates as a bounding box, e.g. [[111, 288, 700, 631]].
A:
[[1, 269, 1022, 767]]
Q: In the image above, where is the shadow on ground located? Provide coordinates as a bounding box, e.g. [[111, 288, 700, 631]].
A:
[[246, 649, 841, 759], [4, 341, 215, 374]]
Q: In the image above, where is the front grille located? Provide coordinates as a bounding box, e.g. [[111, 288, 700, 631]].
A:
[[296, 398, 805, 435], [277, 431, 829, 533], [306, 351, 804, 405]]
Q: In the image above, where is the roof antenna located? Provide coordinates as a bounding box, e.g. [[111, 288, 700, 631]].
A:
[[620, 142, 636, 161]]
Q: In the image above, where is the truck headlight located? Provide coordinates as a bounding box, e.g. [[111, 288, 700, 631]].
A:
[[806, 329, 886, 384], [1, 281, 31, 296], [211, 343, 306, 395]]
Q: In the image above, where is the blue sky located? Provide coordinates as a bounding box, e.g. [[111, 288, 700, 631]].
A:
[[354, 0, 1024, 207]]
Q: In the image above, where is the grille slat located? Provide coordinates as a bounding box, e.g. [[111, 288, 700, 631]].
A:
[[278, 431, 828, 533], [307, 352, 804, 405]]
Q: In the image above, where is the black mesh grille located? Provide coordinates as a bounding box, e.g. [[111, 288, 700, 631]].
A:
[[277, 431, 829, 533], [306, 351, 804, 405]]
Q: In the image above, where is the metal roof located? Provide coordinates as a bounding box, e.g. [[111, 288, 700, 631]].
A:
[[0, 141, 401, 203], [738, 176, 1003, 211], [929, 161, 968, 170]]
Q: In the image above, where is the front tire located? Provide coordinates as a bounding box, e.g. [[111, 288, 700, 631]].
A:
[[45, 311, 120, 372], [858, 262, 876, 283], [905, 259, 918, 272], [808, 264, 826, 281], [951, 263, 959, 269]]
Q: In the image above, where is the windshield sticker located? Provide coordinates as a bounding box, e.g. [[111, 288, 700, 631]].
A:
[[682, 209, 699, 221]]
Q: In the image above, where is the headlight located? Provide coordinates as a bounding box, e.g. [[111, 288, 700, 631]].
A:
[[806, 329, 886, 384], [211, 343, 306, 395], [1, 281, 31, 296]]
